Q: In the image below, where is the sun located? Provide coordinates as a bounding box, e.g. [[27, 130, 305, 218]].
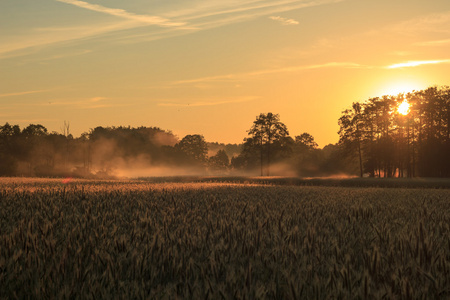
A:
[[397, 100, 410, 115]]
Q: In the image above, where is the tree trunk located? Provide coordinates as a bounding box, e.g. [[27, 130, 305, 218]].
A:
[[358, 139, 363, 178], [260, 136, 263, 176]]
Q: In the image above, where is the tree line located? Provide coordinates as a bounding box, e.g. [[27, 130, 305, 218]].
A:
[[0, 85, 448, 178], [0, 124, 239, 177], [338, 86, 450, 178], [0, 119, 351, 177], [230, 113, 355, 176]]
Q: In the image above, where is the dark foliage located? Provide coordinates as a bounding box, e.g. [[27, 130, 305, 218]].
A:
[[338, 86, 450, 177]]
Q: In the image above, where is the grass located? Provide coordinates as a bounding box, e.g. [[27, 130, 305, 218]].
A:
[[1, 177, 450, 298], [137, 176, 450, 189]]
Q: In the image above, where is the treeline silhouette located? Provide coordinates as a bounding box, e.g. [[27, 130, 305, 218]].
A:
[[0, 125, 240, 177], [230, 113, 357, 177], [0, 121, 355, 178], [0, 86, 448, 178], [338, 86, 450, 178]]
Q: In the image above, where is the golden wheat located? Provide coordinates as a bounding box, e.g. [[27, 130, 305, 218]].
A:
[[1, 178, 449, 299]]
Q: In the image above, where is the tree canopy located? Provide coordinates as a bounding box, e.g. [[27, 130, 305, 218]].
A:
[[175, 134, 208, 164], [245, 113, 290, 176]]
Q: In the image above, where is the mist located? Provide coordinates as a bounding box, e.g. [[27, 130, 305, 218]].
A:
[[0, 123, 361, 179]]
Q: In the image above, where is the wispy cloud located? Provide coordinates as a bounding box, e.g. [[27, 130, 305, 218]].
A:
[[391, 11, 450, 34], [173, 0, 342, 21], [173, 61, 365, 85], [0, 22, 136, 59], [6, 118, 59, 123], [90, 97, 107, 102], [2, 0, 345, 58], [56, 0, 186, 27], [79, 97, 129, 109], [80, 96, 131, 109], [15, 49, 92, 64], [158, 96, 258, 107], [105, 0, 342, 45], [181, 0, 343, 31], [269, 16, 299, 25], [82, 103, 128, 109], [0, 89, 49, 98], [0, 0, 190, 58], [387, 59, 450, 69], [41, 49, 92, 61], [415, 38, 450, 47]]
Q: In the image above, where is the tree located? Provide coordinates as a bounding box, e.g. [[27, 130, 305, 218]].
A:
[[338, 102, 364, 177], [209, 149, 229, 171], [176, 134, 208, 164], [292, 133, 320, 176], [246, 113, 289, 176], [338, 86, 450, 178], [0, 123, 21, 175], [22, 124, 48, 137], [295, 133, 318, 150]]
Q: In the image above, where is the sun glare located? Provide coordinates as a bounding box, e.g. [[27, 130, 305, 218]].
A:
[[374, 79, 427, 98], [397, 100, 410, 115], [379, 82, 418, 96]]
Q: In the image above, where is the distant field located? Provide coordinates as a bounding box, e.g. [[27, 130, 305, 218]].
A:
[[1, 177, 449, 298], [138, 176, 450, 189]]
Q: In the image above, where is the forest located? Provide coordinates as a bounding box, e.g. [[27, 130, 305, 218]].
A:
[[338, 85, 450, 178], [0, 86, 448, 178]]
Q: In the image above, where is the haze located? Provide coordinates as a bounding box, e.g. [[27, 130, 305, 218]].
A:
[[1, 0, 450, 146]]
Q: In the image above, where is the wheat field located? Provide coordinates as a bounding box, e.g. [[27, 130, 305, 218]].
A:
[[1, 177, 449, 299]]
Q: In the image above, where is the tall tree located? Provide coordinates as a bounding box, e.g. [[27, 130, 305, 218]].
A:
[[338, 102, 364, 177], [247, 113, 289, 176], [339, 86, 450, 178]]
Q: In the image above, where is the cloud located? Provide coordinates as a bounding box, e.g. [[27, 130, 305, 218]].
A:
[[180, 0, 342, 31], [173, 61, 365, 85], [2, 0, 345, 58], [5, 118, 59, 123], [269, 16, 299, 25], [173, 0, 342, 21], [158, 96, 258, 107], [90, 97, 107, 102], [0, 0, 191, 58], [113, 0, 341, 44], [78, 97, 130, 109], [391, 11, 450, 34], [40, 49, 92, 61], [387, 59, 450, 69], [0, 22, 137, 59], [56, 0, 186, 27], [415, 39, 450, 47], [82, 104, 124, 109], [0, 89, 50, 98]]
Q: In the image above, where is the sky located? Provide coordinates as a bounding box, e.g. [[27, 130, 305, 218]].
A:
[[1, 0, 450, 147]]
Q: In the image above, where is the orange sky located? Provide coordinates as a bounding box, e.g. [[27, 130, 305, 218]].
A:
[[1, 0, 450, 147]]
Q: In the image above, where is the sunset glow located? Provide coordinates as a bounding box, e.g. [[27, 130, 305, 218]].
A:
[[1, 0, 450, 147], [376, 80, 425, 98], [397, 100, 410, 115], [387, 60, 450, 69]]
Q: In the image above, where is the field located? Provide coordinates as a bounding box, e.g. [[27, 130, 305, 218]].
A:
[[1, 177, 450, 299]]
